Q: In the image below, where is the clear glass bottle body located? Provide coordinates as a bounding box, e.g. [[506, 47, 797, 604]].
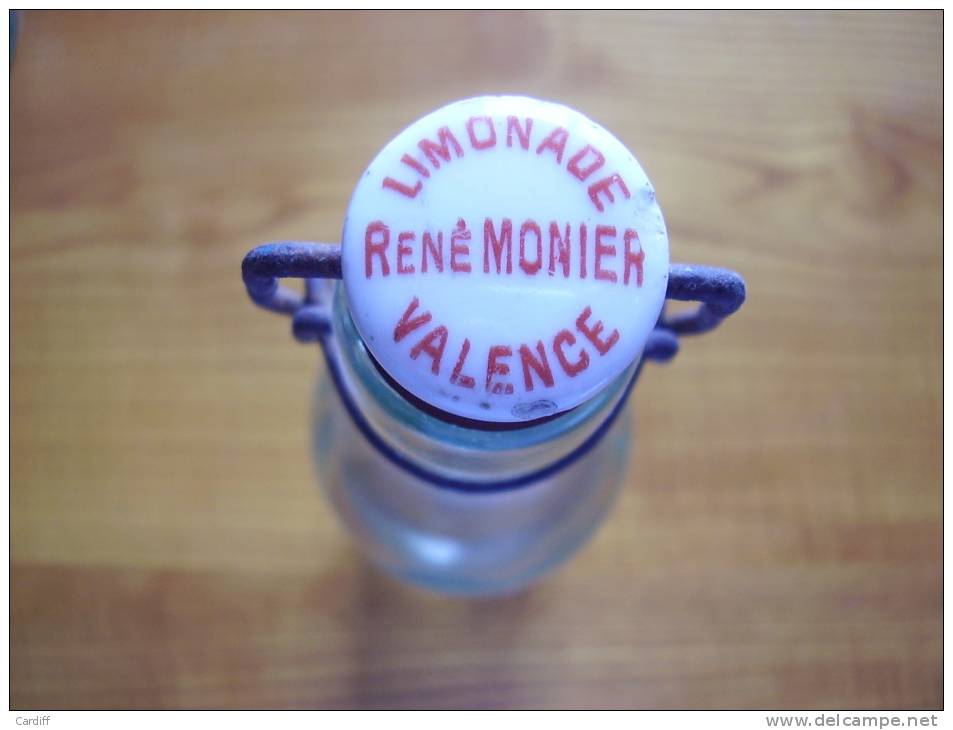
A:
[[312, 284, 635, 597]]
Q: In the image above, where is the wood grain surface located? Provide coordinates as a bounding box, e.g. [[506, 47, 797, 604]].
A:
[[11, 11, 942, 709]]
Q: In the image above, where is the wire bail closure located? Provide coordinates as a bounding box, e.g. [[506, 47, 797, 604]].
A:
[[241, 242, 746, 491]]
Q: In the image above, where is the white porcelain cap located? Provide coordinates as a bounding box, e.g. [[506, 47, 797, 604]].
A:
[[341, 96, 669, 422]]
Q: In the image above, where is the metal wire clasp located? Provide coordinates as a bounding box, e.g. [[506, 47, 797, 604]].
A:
[[241, 242, 746, 491], [242, 242, 745, 362]]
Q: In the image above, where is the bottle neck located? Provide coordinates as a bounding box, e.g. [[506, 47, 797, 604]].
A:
[[322, 283, 640, 492]]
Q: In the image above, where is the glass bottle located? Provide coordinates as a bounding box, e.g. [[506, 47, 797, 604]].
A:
[[241, 96, 745, 596]]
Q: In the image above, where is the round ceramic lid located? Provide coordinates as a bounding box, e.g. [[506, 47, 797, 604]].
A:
[[341, 95, 669, 422]]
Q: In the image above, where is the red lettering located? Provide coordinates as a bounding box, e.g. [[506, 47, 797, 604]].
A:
[[382, 177, 422, 199], [576, 306, 619, 355], [588, 173, 631, 212], [623, 228, 644, 287], [410, 325, 448, 375], [549, 222, 571, 277], [567, 144, 606, 181], [419, 126, 464, 169], [594, 225, 617, 283], [365, 221, 390, 278], [401, 153, 430, 178], [484, 218, 513, 274], [486, 345, 515, 395], [519, 220, 542, 275], [450, 218, 472, 273], [422, 231, 444, 273], [393, 296, 431, 343], [397, 231, 415, 275], [535, 126, 568, 164], [579, 223, 588, 279], [506, 116, 533, 149], [553, 329, 589, 377], [519, 341, 555, 391], [466, 116, 497, 150], [450, 338, 476, 389]]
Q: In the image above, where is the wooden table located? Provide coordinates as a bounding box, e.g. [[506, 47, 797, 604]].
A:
[[11, 11, 941, 709]]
